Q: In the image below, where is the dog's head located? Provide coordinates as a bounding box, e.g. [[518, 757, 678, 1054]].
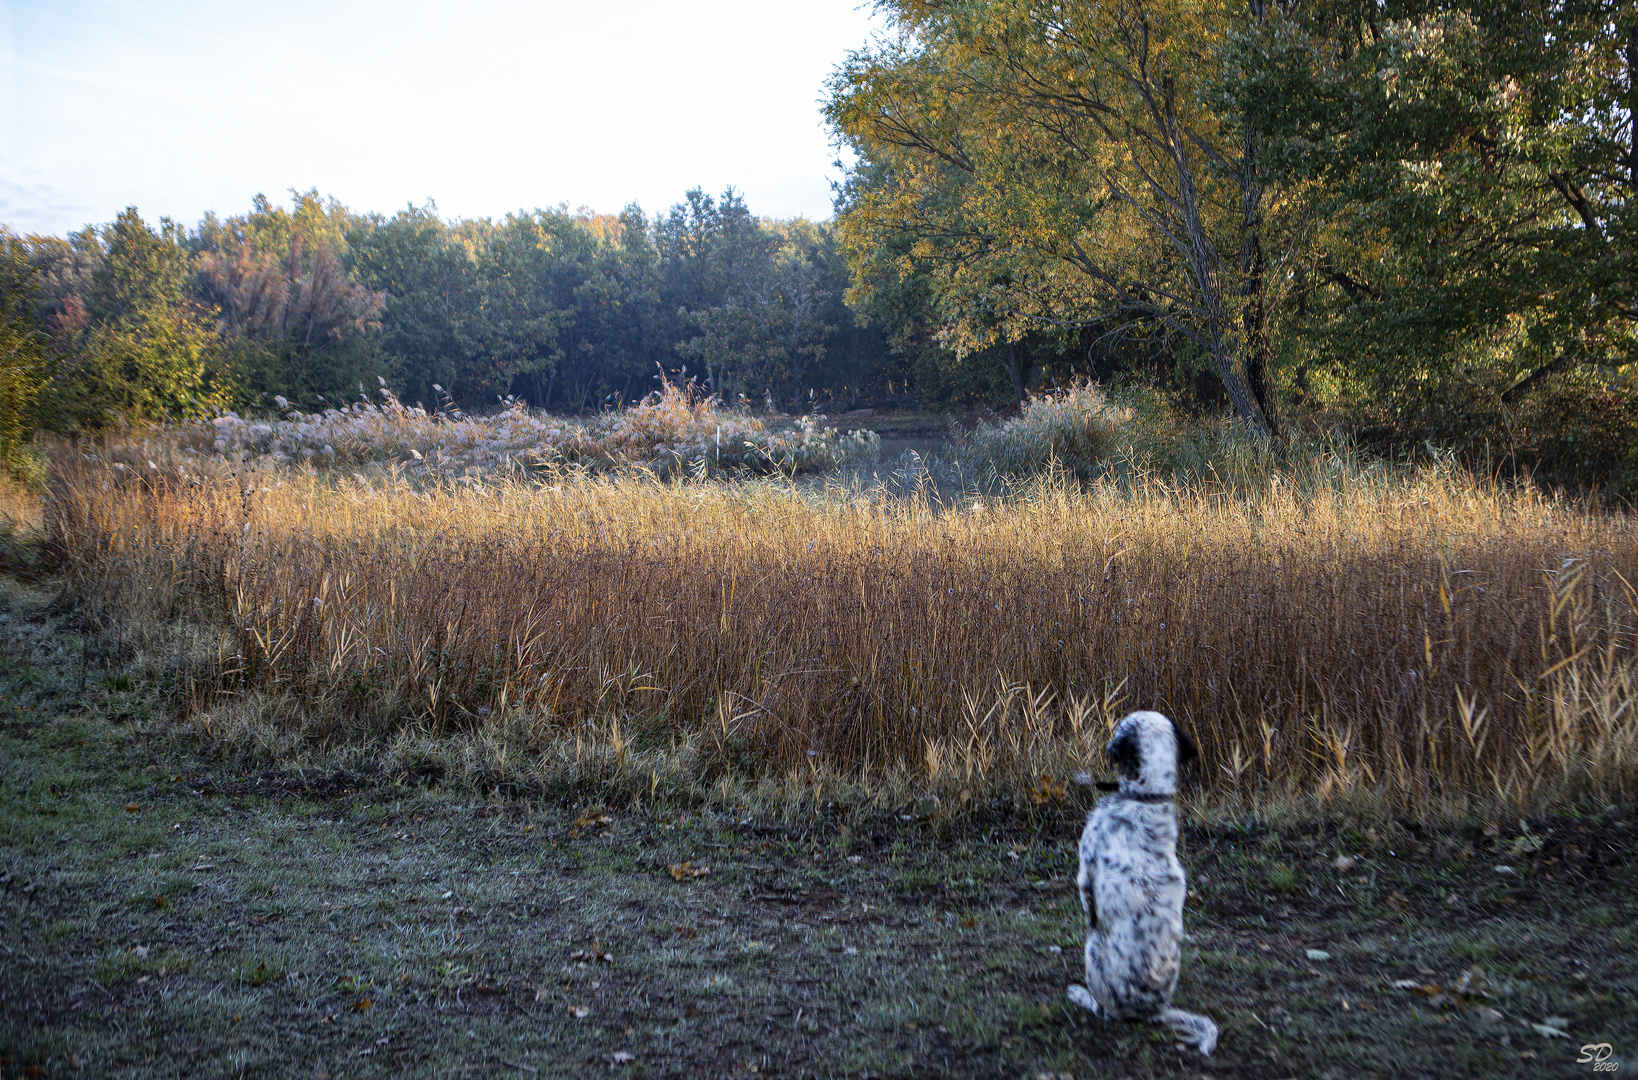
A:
[[1105, 710, 1198, 796]]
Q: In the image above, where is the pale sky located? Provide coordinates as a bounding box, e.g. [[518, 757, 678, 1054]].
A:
[[0, 0, 885, 237]]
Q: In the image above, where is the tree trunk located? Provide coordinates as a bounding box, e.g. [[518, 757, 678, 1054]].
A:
[[1240, 178, 1282, 434], [1237, 0, 1282, 439], [1006, 338, 1030, 404], [1155, 72, 1272, 442]]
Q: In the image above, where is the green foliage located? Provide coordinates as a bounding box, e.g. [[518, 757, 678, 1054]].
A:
[[346, 189, 894, 415], [1225, 0, 1638, 460], [36, 209, 239, 430], [825, 0, 1290, 434], [0, 231, 49, 475]]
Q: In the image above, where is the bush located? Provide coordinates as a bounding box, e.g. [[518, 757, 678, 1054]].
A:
[[173, 379, 880, 481], [955, 384, 1125, 480], [956, 382, 1288, 488], [1345, 366, 1638, 499]]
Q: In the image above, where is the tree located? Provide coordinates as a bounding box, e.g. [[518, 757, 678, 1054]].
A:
[[826, 0, 1300, 436], [0, 230, 48, 472], [347, 203, 477, 410], [195, 191, 386, 406], [1226, 0, 1637, 415], [39, 209, 237, 429]]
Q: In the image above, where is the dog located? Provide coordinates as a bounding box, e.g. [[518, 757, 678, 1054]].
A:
[[1066, 710, 1218, 1056]]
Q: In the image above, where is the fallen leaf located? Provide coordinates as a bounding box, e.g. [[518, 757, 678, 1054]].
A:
[[124, 803, 141, 813], [1509, 833, 1544, 856], [1477, 1007, 1505, 1023], [132, 946, 149, 959], [1332, 854, 1356, 872], [1455, 966, 1491, 998], [352, 998, 372, 1012], [668, 861, 710, 880], [190, 864, 215, 872], [567, 1004, 590, 1018], [68, 1054, 83, 1069]]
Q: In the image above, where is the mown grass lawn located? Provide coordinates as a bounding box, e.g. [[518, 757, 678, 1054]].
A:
[[1, 578, 1633, 1079]]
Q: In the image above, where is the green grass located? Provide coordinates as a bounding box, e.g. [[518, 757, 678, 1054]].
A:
[[0, 578, 1634, 1078]]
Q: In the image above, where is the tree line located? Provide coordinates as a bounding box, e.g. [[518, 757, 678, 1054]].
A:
[[0, 187, 987, 441]]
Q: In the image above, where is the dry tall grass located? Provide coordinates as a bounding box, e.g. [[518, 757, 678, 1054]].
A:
[[47, 442, 1638, 818]]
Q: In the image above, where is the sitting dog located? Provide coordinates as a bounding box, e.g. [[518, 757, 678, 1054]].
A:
[[1066, 710, 1218, 1056]]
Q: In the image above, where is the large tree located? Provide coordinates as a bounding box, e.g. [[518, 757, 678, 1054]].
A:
[[195, 191, 386, 406], [826, 0, 1301, 437], [1227, 0, 1637, 411]]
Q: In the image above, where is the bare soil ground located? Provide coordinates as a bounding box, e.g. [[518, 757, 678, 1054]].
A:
[[1, 579, 1633, 1079]]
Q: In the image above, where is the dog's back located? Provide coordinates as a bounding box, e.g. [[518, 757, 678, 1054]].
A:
[[1078, 795, 1187, 1017]]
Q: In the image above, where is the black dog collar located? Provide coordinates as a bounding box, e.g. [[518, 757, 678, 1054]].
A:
[[1094, 781, 1175, 803]]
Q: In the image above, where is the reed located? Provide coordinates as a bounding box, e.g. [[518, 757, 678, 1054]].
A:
[[47, 433, 1638, 818]]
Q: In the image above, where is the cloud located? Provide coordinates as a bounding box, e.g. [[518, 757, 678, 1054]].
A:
[[0, 171, 98, 236]]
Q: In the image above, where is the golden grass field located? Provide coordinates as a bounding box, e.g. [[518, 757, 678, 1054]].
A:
[[38, 429, 1638, 822]]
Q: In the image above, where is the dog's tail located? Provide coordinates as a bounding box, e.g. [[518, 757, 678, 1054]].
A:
[[1155, 1008, 1217, 1056]]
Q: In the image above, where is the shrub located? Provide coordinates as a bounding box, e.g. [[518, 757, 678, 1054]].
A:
[[172, 379, 879, 481], [957, 381, 1288, 488], [956, 383, 1125, 481]]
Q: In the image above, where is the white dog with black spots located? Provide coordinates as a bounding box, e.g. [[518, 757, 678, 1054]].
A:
[[1067, 710, 1218, 1056]]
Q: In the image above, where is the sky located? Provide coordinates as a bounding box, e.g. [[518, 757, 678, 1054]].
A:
[[0, 0, 887, 237]]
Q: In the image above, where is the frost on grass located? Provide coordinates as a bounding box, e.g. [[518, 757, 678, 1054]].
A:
[[171, 380, 880, 481]]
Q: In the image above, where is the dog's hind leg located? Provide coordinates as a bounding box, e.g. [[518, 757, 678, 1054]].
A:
[[1155, 1008, 1218, 1056], [1075, 851, 1095, 931], [1068, 931, 1112, 1017]]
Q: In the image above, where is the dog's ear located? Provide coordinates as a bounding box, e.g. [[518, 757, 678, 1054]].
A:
[[1106, 728, 1141, 778], [1171, 719, 1199, 768]]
